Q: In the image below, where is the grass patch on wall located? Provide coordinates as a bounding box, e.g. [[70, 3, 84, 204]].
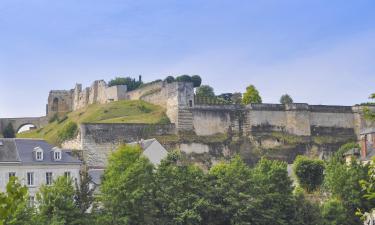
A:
[[17, 100, 169, 145]]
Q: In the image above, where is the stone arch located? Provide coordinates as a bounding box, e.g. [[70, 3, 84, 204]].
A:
[[52, 97, 59, 112], [17, 123, 38, 133]]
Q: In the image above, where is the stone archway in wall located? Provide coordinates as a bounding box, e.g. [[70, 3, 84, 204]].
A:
[[17, 123, 38, 133], [52, 97, 59, 112]]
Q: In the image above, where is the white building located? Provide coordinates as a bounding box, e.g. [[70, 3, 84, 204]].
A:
[[0, 138, 82, 202]]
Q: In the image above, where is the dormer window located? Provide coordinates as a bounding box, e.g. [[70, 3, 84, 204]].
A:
[[52, 147, 62, 161], [34, 147, 44, 161]]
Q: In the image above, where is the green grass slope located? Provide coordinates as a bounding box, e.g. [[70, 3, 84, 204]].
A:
[[17, 100, 170, 145]]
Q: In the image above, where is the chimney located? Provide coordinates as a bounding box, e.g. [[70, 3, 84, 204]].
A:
[[361, 135, 367, 160]]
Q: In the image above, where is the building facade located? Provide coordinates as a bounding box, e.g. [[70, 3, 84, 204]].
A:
[[0, 138, 82, 201]]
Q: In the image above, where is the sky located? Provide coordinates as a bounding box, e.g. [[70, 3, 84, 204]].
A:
[[0, 0, 375, 117]]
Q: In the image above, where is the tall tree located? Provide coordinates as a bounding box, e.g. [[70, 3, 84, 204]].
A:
[[280, 94, 293, 104], [108, 77, 143, 91], [242, 85, 262, 104], [0, 177, 34, 225], [100, 144, 157, 225], [154, 151, 208, 225], [196, 85, 215, 98], [3, 123, 15, 138], [35, 176, 79, 225], [74, 167, 95, 223]]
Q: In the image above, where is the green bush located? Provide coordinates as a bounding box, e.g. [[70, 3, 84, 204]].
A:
[[293, 156, 324, 192], [321, 198, 346, 225], [191, 75, 202, 87], [57, 121, 78, 143]]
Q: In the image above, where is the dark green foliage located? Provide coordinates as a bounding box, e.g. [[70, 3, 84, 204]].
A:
[[324, 154, 373, 225], [57, 121, 77, 143], [175, 75, 192, 82], [321, 198, 346, 225], [292, 188, 323, 225], [196, 85, 215, 98], [157, 114, 171, 124], [154, 151, 208, 224], [100, 145, 157, 225], [335, 142, 360, 160], [0, 177, 34, 225], [293, 156, 325, 192], [191, 75, 202, 87], [108, 77, 143, 91], [74, 169, 95, 215], [35, 176, 79, 225], [3, 123, 15, 138], [364, 92, 375, 121], [164, 76, 175, 83], [280, 94, 293, 104], [242, 85, 262, 104]]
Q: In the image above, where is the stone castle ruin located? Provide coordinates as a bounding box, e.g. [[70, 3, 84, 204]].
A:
[[2, 77, 375, 168], [43, 78, 375, 167]]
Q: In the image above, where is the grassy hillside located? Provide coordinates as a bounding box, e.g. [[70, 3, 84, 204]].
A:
[[17, 100, 170, 145]]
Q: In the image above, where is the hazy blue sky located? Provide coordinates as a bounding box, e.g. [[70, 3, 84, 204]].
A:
[[1, 0, 375, 117]]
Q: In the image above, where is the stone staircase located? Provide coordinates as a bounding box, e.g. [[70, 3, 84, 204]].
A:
[[177, 108, 194, 131]]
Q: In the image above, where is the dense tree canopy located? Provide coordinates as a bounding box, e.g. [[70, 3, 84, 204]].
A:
[[242, 85, 262, 104], [108, 77, 143, 91], [196, 85, 215, 98], [280, 94, 293, 104]]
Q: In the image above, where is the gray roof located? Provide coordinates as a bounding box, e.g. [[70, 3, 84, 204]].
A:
[[360, 128, 375, 135], [0, 138, 81, 165]]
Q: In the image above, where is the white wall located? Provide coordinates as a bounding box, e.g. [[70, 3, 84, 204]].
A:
[[0, 164, 81, 197]]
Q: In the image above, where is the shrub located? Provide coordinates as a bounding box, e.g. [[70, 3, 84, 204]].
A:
[[108, 77, 142, 91], [293, 156, 324, 192], [157, 115, 171, 124], [57, 121, 78, 143]]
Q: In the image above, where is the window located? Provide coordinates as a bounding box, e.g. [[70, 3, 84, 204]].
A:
[[27, 172, 34, 186], [189, 100, 193, 107], [34, 147, 44, 161], [8, 172, 16, 179], [54, 150, 61, 161], [46, 172, 53, 185], [64, 171, 71, 179]]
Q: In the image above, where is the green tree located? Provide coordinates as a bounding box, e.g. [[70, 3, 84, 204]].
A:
[[100, 144, 157, 225], [321, 198, 346, 225], [280, 94, 293, 104], [364, 93, 375, 121], [35, 176, 79, 225], [175, 75, 192, 83], [191, 75, 202, 87], [3, 123, 15, 138], [292, 188, 323, 225], [0, 177, 34, 225], [108, 77, 143, 91], [154, 151, 208, 225], [358, 158, 375, 221], [324, 155, 373, 225], [293, 156, 324, 192], [74, 168, 95, 223], [242, 85, 262, 104], [196, 85, 215, 98], [164, 76, 175, 83]]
